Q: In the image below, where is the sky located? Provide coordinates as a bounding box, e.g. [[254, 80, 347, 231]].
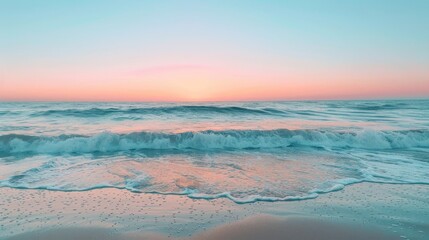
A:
[[0, 0, 428, 101]]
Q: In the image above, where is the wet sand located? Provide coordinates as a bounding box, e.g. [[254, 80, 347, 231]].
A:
[[7, 216, 397, 240], [1, 183, 428, 240]]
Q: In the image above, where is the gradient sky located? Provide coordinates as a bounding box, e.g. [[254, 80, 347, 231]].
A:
[[1, 0, 428, 101]]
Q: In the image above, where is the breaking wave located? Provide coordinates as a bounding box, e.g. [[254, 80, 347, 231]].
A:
[[1, 129, 428, 155]]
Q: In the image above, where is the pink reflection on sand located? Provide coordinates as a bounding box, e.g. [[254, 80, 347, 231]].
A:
[[118, 153, 338, 198]]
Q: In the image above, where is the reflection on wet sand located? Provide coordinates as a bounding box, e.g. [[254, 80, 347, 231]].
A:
[[7, 215, 398, 240], [1, 183, 427, 240]]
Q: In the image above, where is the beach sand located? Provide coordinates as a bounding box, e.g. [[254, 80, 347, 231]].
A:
[[1, 183, 428, 240]]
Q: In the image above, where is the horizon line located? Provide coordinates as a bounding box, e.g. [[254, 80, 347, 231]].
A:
[[1, 97, 428, 103]]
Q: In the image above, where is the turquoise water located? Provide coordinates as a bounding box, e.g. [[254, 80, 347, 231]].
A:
[[0, 100, 428, 203]]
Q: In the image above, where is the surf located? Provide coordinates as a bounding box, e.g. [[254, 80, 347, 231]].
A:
[[0, 129, 428, 155]]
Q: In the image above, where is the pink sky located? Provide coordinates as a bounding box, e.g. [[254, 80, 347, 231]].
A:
[[1, 1, 428, 101], [1, 63, 428, 101]]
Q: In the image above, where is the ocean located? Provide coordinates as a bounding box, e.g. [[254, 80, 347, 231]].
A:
[[0, 100, 428, 203]]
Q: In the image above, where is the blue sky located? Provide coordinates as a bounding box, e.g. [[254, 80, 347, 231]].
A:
[[1, 0, 428, 101]]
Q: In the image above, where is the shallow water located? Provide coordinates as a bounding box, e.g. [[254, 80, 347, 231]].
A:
[[0, 100, 428, 203]]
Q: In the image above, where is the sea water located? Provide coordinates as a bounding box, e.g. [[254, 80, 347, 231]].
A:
[[0, 100, 428, 203]]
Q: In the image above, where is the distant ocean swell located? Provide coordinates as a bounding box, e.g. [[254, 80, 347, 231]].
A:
[[22, 102, 424, 117], [1, 129, 428, 155], [30, 106, 286, 117]]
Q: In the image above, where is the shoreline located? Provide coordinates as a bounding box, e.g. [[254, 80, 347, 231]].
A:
[[1, 182, 428, 240]]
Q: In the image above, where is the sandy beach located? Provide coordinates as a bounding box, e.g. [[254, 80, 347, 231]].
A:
[[1, 182, 427, 240]]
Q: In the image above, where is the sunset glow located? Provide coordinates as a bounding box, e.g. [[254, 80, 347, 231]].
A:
[[1, 2, 429, 239], [1, 0, 428, 101]]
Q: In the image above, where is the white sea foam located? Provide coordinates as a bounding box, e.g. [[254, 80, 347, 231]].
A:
[[1, 101, 428, 203], [0, 129, 428, 155]]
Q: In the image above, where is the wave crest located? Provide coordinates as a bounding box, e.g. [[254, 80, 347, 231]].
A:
[[0, 129, 428, 155]]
